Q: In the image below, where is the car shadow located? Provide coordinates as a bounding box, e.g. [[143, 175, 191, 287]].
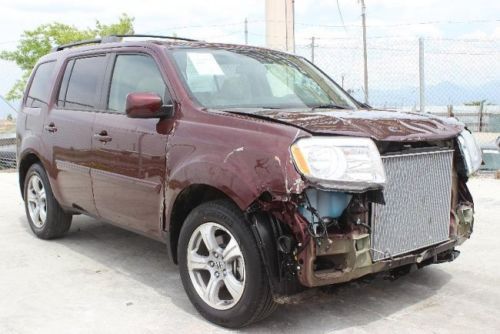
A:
[[249, 268, 452, 332], [49, 215, 451, 333], [47, 216, 196, 313]]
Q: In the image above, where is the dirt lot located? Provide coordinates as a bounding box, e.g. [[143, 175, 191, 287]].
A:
[[1, 172, 499, 334], [0, 120, 15, 134]]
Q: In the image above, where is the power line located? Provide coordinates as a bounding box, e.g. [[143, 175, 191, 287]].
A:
[[296, 44, 500, 56], [295, 18, 500, 28], [0, 95, 18, 113], [158, 20, 261, 31], [335, 0, 347, 32]]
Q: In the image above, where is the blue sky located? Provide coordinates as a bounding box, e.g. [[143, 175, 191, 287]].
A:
[[0, 0, 499, 99]]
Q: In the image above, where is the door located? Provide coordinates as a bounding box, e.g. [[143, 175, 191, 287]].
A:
[[91, 53, 171, 238], [44, 55, 107, 215]]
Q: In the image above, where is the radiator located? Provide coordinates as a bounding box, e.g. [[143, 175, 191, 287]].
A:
[[370, 150, 454, 261]]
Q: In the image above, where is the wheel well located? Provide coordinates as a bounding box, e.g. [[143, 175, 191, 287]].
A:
[[169, 184, 239, 263], [18, 153, 41, 199]]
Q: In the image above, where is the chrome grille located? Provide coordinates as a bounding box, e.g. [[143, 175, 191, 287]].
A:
[[371, 150, 453, 261]]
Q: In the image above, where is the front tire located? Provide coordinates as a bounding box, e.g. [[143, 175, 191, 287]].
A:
[[24, 163, 72, 239], [178, 200, 277, 328]]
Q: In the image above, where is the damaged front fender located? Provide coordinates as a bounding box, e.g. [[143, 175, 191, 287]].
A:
[[164, 111, 311, 234]]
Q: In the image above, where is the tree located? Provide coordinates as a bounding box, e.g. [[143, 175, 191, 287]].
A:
[[464, 100, 494, 106], [0, 14, 134, 100], [6, 114, 13, 121]]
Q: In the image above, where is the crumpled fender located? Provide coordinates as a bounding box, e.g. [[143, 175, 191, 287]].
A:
[[163, 114, 310, 228], [167, 153, 260, 209], [165, 148, 306, 210]]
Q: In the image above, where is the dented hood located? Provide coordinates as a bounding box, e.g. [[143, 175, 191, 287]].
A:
[[224, 108, 464, 142]]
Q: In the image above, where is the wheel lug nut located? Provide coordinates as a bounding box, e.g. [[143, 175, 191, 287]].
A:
[[214, 253, 219, 258], [209, 261, 214, 267], [214, 271, 220, 278]]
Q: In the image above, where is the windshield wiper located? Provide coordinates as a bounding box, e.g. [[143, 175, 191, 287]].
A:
[[257, 106, 285, 110], [310, 104, 350, 110]]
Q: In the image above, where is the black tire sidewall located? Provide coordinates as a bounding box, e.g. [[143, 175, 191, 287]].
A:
[[178, 201, 268, 328], [23, 163, 63, 237]]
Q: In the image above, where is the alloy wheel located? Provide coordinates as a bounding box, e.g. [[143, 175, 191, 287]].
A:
[[186, 222, 246, 310], [26, 174, 47, 228]]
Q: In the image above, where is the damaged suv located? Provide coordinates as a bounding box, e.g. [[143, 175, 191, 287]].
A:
[[17, 35, 481, 328]]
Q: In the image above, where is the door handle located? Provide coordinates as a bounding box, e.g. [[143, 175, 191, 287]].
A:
[[44, 122, 57, 133], [94, 131, 112, 143]]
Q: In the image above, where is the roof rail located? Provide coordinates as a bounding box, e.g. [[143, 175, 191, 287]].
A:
[[51, 38, 103, 52], [108, 34, 198, 42], [51, 34, 198, 52]]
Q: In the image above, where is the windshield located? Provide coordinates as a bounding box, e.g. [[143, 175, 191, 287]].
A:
[[170, 48, 358, 110]]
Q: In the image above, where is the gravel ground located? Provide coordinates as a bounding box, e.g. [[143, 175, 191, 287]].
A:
[[0, 172, 499, 334]]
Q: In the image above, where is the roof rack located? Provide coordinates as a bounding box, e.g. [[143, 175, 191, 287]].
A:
[[109, 34, 198, 42], [51, 38, 102, 52], [51, 34, 198, 52]]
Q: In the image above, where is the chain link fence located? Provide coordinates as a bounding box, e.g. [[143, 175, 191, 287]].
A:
[[296, 37, 500, 132], [0, 136, 16, 170], [2, 37, 499, 170]]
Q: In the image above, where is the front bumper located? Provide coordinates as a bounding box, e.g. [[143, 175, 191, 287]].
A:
[[297, 233, 459, 287], [295, 196, 474, 288]]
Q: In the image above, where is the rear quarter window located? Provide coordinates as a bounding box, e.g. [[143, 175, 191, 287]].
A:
[[25, 61, 56, 107], [57, 56, 106, 110]]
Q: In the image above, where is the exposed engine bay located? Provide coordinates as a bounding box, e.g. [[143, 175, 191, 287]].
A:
[[249, 138, 475, 293]]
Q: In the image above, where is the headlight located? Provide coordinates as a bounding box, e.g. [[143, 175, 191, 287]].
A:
[[457, 129, 482, 176], [291, 137, 386, 192]]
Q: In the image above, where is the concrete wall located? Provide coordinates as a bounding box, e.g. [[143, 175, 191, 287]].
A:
[[265, 0, 294, 52]]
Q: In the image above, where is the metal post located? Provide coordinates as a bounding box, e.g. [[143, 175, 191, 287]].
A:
[[244, 18, 248, 45], [284, 0, 289, 51], [447, 105, 454, 117], [360, 0, 369, 104], [419, 37, 426, 113], [311, 36, 315, 63], [479, 100, 485, 132], [292, 0, 295, 53]]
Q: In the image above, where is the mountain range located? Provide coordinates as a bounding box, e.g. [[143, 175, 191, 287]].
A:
[[358, 80, 500, 108]]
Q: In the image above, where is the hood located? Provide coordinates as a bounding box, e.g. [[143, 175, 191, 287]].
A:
[[224, 108, 464, 142]]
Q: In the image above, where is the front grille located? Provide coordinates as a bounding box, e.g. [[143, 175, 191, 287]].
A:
[[370, 150, 453, 261]]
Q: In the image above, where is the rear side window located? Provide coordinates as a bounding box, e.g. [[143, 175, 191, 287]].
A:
[[25, 61, 56, 107], [108, 54, 168, 113], [57, 56, 106, 110]]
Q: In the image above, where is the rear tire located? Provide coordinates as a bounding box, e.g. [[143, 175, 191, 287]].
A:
[[23, 163, 72, 239], [178, 199, 277, 328]]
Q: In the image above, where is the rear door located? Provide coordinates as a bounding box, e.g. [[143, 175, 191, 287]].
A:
[[43, 55, 108, 215], [90, 52, 171, 238]]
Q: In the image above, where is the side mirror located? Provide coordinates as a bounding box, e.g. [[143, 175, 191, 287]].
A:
[[126, 92, 174, 119]]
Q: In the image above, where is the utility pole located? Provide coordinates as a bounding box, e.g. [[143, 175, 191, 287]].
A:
[[360, 0, 369, 104], [291, 0, 295, 53], [244, 18, 248, 45], [310, 36, 316, 63], [419, 37, 426, 112]]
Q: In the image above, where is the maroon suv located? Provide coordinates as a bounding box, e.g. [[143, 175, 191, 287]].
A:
[[17, 35, 481, 328]]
